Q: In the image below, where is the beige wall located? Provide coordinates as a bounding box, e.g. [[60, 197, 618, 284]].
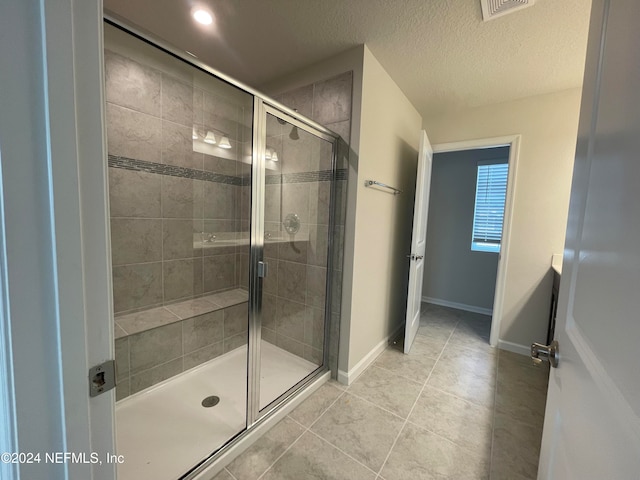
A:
[[346, 47, 422, 369], [424, 88, 582, 348]]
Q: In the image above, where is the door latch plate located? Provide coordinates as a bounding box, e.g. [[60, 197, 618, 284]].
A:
[[89, 360, 116, 397]]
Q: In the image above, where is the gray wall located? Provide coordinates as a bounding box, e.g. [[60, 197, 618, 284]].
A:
[[422, 147, 509, 311]]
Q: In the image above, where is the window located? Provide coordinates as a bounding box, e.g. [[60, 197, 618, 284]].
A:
[[471, 161, 508, 253]]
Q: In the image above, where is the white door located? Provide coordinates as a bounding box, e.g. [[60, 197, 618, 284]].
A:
[[404, 130, 433, 353], [538, 0, 640, 478], [0, 2, 115, 480]]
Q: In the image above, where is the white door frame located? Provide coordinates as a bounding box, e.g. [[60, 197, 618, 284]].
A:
[[431, 135, 521, 348], [0, 1, 115, 479]]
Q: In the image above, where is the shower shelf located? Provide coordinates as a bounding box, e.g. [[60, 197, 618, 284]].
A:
[[193, 233, 309, 250], [114, 288, 249, 340]]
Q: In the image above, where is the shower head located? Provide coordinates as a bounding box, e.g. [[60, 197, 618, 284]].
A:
[[275, 118, 299, 140], [289, 126, 299, 140], [275, 109, 299, 140]]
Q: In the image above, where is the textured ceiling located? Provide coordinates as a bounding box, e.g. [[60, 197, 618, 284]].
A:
[[104, 0, 591, 118]]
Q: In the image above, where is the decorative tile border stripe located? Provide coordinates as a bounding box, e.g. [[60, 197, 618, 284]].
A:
[[266, 170, 335, 185], [108, 155, 242, 185], [109, 154, 347, 186]]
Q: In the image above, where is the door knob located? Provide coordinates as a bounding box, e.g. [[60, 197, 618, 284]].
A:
[[531, 340, 559, 368], [406, 254, 415, 260], [415, 255, 423, 260]]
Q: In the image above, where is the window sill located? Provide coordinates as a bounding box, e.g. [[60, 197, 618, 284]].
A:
[[471, 242, 500, 253]]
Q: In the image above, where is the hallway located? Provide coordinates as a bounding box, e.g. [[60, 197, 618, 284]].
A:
[[215, 303, 549, 479]]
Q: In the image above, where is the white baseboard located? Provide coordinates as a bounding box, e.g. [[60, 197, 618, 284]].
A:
[[422, 296, 493, 316], [337, 323, 404, 386], [498, 340, 530, 357]]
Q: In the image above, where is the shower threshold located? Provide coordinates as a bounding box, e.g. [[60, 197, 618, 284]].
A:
[[115, 340, 317, 480]]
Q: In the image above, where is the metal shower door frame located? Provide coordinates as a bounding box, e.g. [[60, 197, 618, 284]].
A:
[[247, 100, 338, 426]]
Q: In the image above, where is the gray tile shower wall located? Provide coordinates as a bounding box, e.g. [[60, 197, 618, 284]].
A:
[[105, 48, 253, 316], [106, 23, 351, 399], [263, 72, 352, 367]]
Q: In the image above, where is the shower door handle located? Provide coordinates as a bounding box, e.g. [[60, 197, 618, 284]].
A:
[[257, 261, 269, 278]]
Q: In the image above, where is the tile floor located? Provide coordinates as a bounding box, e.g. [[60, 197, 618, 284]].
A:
[[214, 303, 549, 480]]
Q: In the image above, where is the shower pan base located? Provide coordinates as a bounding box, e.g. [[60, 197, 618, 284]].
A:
[[115, 341, 316, 480]]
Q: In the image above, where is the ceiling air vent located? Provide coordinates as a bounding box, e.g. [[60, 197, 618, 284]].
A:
[[480, 0, 536, 21]]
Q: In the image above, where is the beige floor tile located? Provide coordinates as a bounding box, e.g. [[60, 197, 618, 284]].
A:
[[495, 350, 549, 428], [427, 361, 496, 408], [388, 333, 446, 359], [419, 316, 458, 330], [491, 414, 543, 480], [496, 380, 547, 430], [498, 351, 549, 388], [499, 349, 534, 365], [421, 303, 464, 321], [417, 324, 454, 342], [381, 423, 490, 480], [374, 347, 437, 382], [226, 416, 305, 480], [490, 467, 537, 480], [408, 386, 493, 457], [348, 365, 423, 418], [212, 468, 235, 480], [311, 393, 405, 471], [447, 329, 495, 355], [288, 382, 344, 427], [410, 335, 448, 358], [438, 342, 498, 379], [261, 432, 376, 480]]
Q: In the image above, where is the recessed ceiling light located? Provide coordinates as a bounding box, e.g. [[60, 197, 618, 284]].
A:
[[193, 9, 213, 25]]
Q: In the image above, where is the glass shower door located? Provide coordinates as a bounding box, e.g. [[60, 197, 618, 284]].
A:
[[253, 107, 335, 413], [104, 20, 254, 479]]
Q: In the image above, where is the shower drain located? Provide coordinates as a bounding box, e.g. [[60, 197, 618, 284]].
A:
[[201, 396, 220, 408]]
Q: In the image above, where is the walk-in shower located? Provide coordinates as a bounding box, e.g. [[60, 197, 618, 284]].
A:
[[105, 19, 340, 479]]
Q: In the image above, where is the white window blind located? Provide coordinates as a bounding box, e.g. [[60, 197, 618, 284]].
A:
[[471, 161, 508, 253]]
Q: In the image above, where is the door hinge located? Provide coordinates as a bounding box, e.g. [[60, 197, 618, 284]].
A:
[[89, 360, 116, 397]]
